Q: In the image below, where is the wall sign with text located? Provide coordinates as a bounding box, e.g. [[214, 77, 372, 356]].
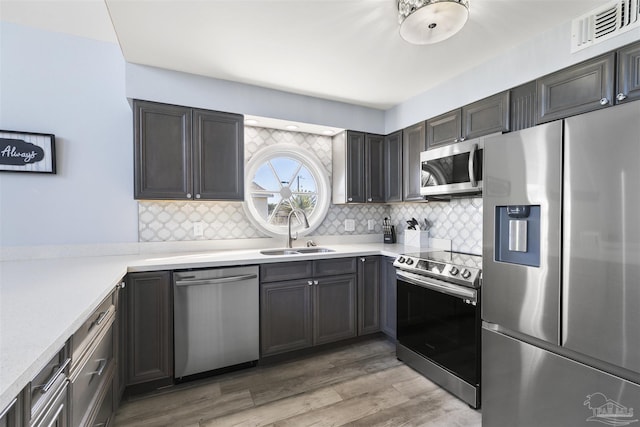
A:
[[0, 130, 56, 174]]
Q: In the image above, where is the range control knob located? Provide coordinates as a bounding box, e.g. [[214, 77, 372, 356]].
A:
[[461, 269, 472, 279], [405, 258, 414, 266], [397, 256, 406, 264], [449, 266, 459, 275]]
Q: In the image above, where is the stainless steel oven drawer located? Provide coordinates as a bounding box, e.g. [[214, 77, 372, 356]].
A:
[[71, 324, 114, 427]]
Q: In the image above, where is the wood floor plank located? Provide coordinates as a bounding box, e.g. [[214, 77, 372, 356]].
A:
[[113, 337, 482, 427], [199, 386, 343, 427], [272, 386, 409, 427]]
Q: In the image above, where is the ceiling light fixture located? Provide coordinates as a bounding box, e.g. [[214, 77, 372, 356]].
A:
[[398, 0, 469, 45], [245, 119, 259, 126], [285, 125, 298, 131]]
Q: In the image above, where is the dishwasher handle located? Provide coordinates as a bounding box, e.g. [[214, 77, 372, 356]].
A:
[[175, 274, 258, 287]]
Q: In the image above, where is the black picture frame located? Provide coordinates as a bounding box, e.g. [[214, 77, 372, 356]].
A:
[[0, 130, 56, 174]]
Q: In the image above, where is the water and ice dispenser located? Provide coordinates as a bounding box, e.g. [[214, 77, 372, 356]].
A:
[[495, 205, 540, 267]]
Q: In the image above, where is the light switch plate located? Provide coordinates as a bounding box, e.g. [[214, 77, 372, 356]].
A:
[[367, 219, 375, 231], [344, 219, 355, 232]]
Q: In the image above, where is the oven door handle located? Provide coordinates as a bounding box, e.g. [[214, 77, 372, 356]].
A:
[[396, 270, 477, 303]]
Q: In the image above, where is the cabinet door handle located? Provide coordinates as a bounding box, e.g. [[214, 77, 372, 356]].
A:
[[314, 280, 319, 285], [361, 257, 366, 262], [459, 137, 466, 142], [347, 197, 353, 202], [308, 280, 313, 286], [40, 358, 71, 393], [367, 198, 372, 202], [599, 97, 609, 105], [617, 93, 628, 102], [117, 281, 126, 289], [195, 194, 201, 199], [186, 193, 192, 199], [453, 138, 459, 143]]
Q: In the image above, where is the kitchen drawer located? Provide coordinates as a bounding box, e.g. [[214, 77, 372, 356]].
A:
[[30, 381, 68, 427], [313, 258, 357, 277], [260, 261, 313, 283], [70, 324, 114, 427], [29, 347, 70, 422], [72, 291, 115, 370], [92, 384, 113, 427]]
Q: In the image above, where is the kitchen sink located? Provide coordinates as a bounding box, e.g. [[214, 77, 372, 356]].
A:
[[295, 247, 335, 253], [260, 247, 335, 256]]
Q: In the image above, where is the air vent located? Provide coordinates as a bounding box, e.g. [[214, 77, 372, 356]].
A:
[[571, 0, 640, 52]]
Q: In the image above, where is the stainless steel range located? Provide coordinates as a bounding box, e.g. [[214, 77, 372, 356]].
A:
[[393, 250, 482, 408]]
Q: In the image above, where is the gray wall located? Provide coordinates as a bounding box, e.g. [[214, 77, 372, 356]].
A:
[[0, 22, 138, 247]]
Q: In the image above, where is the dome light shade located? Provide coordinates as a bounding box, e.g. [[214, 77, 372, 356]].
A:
[[398, 0, 469, 45]]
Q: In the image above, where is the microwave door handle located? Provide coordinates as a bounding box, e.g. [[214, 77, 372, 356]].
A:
[[468, 143, 477, 187]]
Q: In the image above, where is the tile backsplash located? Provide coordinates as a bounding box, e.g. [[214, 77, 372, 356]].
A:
[[138, 127, 483, 255]]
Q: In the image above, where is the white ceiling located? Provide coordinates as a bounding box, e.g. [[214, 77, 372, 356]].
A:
[[2, 0, 607, 111]]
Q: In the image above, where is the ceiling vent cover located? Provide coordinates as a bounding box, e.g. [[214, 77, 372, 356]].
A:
[[571, 0, 640, 52]]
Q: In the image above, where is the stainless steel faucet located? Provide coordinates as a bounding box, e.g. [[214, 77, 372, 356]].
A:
[[287, 208, 310, 248]]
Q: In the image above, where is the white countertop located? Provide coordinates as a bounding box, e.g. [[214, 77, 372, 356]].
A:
[[0, 242, 408, 411]]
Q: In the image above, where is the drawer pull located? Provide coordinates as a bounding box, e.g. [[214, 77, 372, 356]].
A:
[[40, 358, 71, 393], [0, 398, 17, 419], [89, 359, 108, 377], [95, 311, 108, 326]]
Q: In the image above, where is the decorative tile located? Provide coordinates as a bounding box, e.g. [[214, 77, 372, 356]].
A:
[[137, 127, 482, 251]]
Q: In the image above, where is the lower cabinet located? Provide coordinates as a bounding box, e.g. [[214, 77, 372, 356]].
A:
[[0, 396, 21, 427], [260, 259, 357, 356], [124, 272, 173, 391], [23, 346, 70, 427], [380, 257, 397, 339], [357, 256, 380, 336]]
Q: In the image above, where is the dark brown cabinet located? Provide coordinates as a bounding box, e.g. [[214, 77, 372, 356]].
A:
[[380, 257, 397, 339], [537, 53, 615, 124], [510, 81, 537, 132], [357, 256, 380, 336], [426, 92, 509, 149], [133, 100, 244, 201], [125, 271, 173, 391], [616, 41, 640, 104], [332, 131, 385, 203], [260, 258, 357, 357], [24, 347, 69, 427], [384, 131, 403, 203], [402, 121, 426, 201]]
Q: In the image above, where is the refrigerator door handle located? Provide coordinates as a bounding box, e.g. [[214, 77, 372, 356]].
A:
[[468, 143, 477, 187]]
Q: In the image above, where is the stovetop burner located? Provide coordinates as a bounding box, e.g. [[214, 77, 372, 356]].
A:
[[393, 250, 482, 288]]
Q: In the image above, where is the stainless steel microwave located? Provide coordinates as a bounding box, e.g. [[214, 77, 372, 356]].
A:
[[419, 137, 484, 198]]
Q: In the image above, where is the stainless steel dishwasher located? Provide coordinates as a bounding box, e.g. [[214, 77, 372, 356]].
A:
[[173, 265, 259, 379]]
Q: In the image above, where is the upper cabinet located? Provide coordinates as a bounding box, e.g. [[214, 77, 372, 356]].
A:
[[426, 92, 509, 149], [384, 131, 403, 203], [332, 131, 385, 203], [537, 53, 615, 124], [510, 81, 537, 132], [402, 121, 426, 202], [616, 40, 640, 104], [133, 100, 244, 201]]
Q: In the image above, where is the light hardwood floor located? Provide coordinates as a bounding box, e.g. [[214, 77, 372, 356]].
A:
[[114, 337, 482, 427]]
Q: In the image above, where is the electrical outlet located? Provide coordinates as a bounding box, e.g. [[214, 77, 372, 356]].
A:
[[344, 219, 355, 232], [367, 219, 375, 231], [193, 222, 204, 237]]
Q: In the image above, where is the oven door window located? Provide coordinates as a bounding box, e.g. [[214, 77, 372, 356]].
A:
[[397, 279, 480, 385], [421, 149, 483, 187]]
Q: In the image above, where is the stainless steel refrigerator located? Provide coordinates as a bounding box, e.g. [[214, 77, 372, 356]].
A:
[[482, 102, 640, 426]]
